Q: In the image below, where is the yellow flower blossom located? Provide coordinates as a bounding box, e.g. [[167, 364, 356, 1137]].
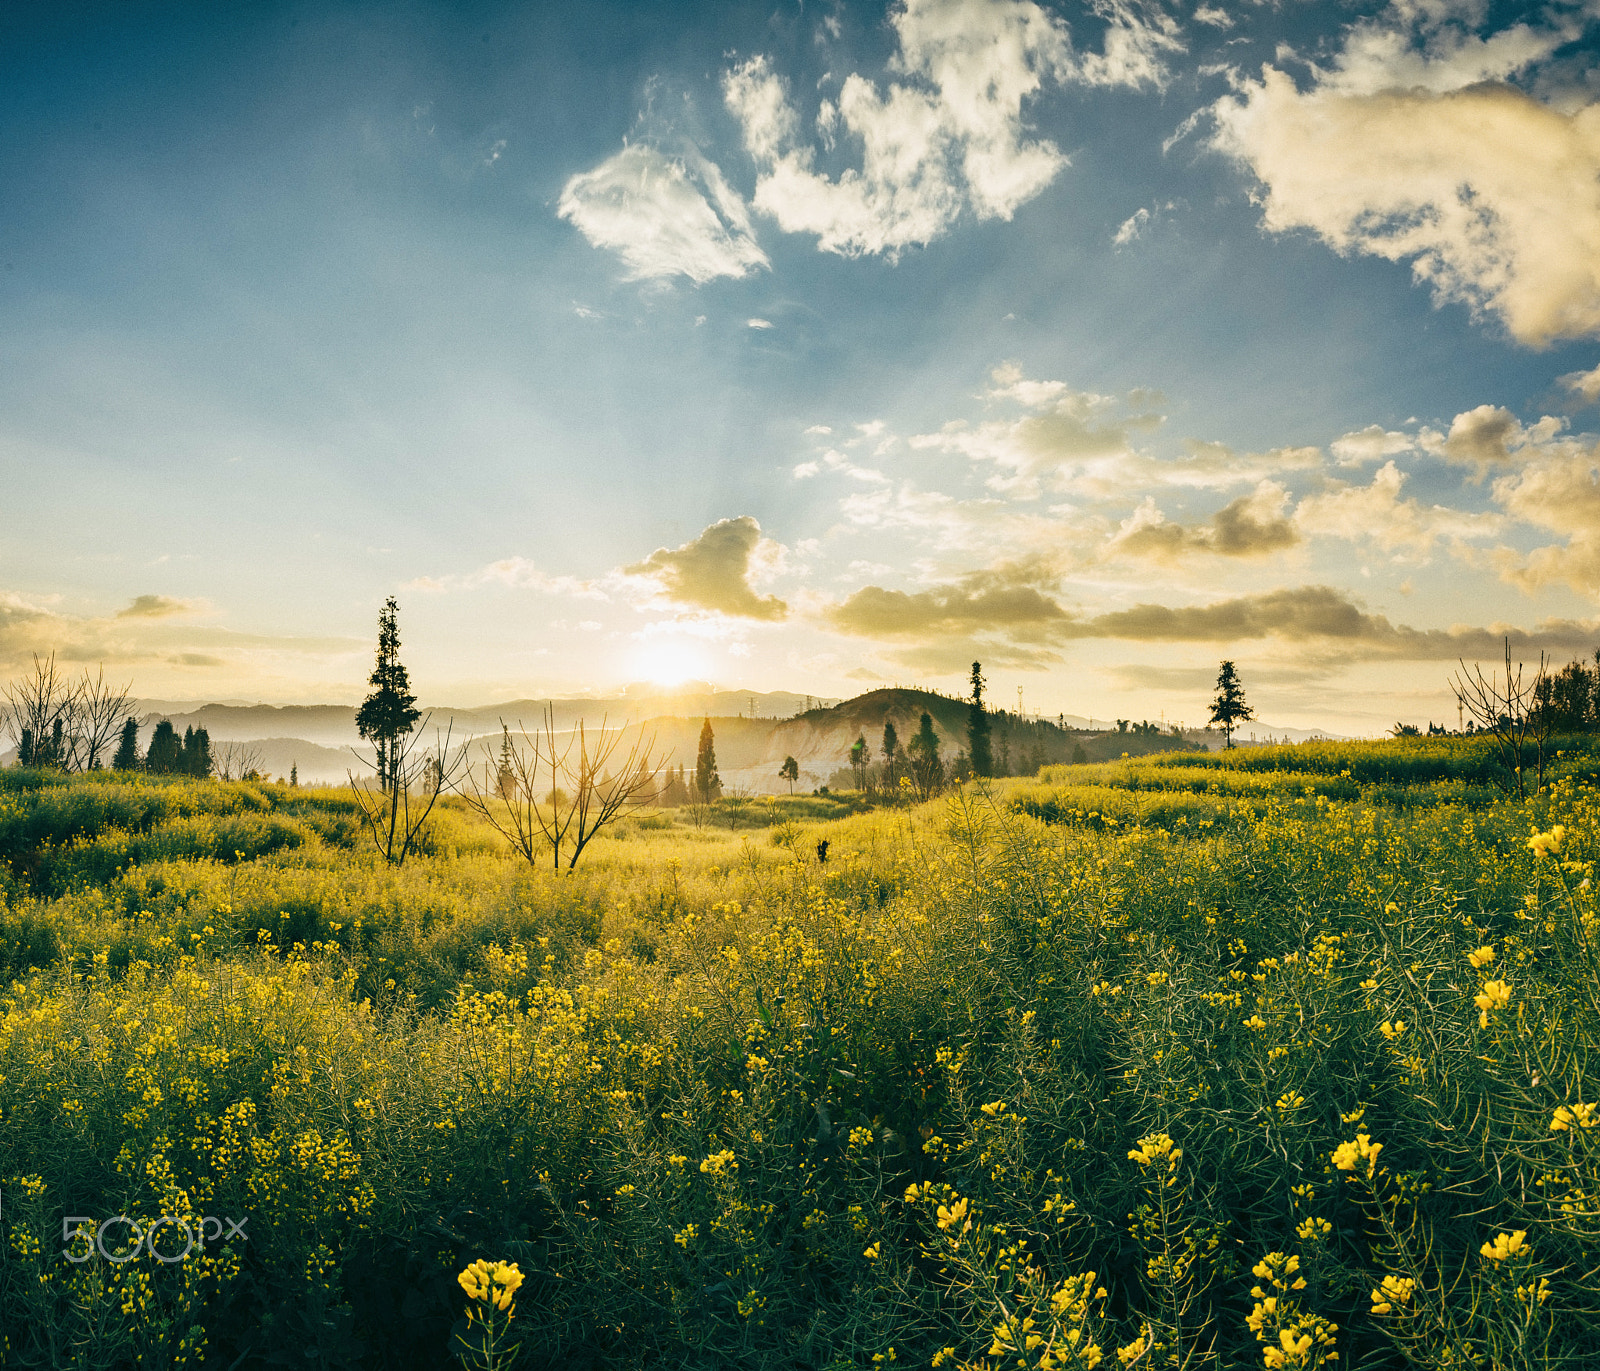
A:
[[1481, 1230, 1528, 1263], [1370, 1274, 1415, 1315], [1527, 826, 1566, 857], [1551, 1102, 1597, 1132], [1474, 979, 1512, 1028], [1466, 945, 1495, 969], [1331, 1133, 1383, 1178]]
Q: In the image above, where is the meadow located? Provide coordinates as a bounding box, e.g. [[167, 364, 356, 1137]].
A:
[[2, 736, 1598, 1369]]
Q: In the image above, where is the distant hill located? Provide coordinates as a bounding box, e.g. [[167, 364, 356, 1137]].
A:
[[56, 686, 1347, 789]]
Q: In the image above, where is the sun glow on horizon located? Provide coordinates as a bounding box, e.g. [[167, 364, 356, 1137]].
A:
[[633, 639, 708, 688]]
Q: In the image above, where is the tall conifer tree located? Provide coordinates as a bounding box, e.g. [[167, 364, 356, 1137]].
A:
[[356, 596, 420, 792], [112, 718, 140, 771], [694, 718, 720, 802], [967, 661, 993, 778]]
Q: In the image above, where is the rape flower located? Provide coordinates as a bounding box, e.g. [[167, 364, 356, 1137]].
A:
[[1475, 979, 1512, 1028], [1370, 1275, 1415, 1315], [1527, 826, 1566, 857], [1379, 1020, 1406, 1041], [936, 1197, 969, 1232], [1551, 1102, 1597, 1131], [1331, 1133, 1383, 1178], [1466, 945, 1495, 969], [1480, 1230, 1528, 1263], [457, 1258, 524, 1315]]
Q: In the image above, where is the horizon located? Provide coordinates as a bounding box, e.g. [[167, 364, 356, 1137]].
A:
[[4, 0, 1600, 737]]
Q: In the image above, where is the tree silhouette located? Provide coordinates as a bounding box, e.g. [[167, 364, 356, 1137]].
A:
[[356, 596, 420, 793], [908, 711, 943, 799], [779, 755, 799, 794], [112, 718, 140, 771], [967, 661, 993, 777], [146, 720, 183, 773], [694, 718, 721, 803], [1208, 660, 1254, 749], [881, 719, 901, 791], [849, 733, 869, 791]]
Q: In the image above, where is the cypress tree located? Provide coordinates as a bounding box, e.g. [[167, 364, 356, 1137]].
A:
[[112, 718, 140, 771], [909, 711, 943, 798], [967, 661, 993, 778], [694, 718, 720, 802], [183, 726, 213, 778], [356, 596, 421, 792], [881, 719, 900, 790], [17, 727, 34, 767], [146, 720, 182, 773]]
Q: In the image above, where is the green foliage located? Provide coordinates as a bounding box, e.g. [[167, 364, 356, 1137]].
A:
[[2, 749, 1599, 1368]]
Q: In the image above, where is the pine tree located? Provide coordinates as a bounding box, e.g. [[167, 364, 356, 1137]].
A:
[[849, 733, 869, 791], [289, 762, 298, 787], [694, 719, 720, 802], [967, 661, 993, 778], [146, 720, 182, 773], [908, 711, 943, 799], [881, 719, 900, 790], [16, 727, 34, 767], [1209, 660, 1255, 749], [112, 718, 140, 771], [355, 596, 421, 792], [779, 756, 799, 794], [496, 727, 517, 800], [183, 726, 213, 778]]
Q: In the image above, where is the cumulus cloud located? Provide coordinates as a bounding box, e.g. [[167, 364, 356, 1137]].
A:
[[1109, 481, 1299, 560], [722, 0, 1180, 258], [1563, 364, 1600, 404], [1330, 424, 1413, 466], [117, 594, 196, 619], [0, 591, 357, 674], [1066, 585, 1597, 660], [624, 516, 789, 620], [912, 365, 1316, 497], [1211, 5, 1600, 346], [1295, 461, 1502, 555], [557, 143, 769, 284], [824, 570, 1597, 665], [1491, 437, 1600, 595]]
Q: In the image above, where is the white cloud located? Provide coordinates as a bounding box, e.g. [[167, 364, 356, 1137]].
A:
[[1294, 460, 1502, 556], [1489, 429, 1600, 596], [747, 317, 775, 328], [722, 0, 1178, 259], [622, 516, 790, 621], [557, 143, 769, 284], [1330, 424, 1413, 466], [910, 364, 1316, 497], [1113, 207, 1149, 246], [793, 460, 821, 478], [1563, 363, 1600, 404], [1211, 6, 1600, 346], [1193, 6, 1231, 29]]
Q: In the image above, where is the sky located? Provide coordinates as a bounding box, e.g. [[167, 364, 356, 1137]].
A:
[[3, 0, 1600, 734]]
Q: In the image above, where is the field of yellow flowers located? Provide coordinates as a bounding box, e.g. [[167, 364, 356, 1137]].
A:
[[2, 737, 1599, 1369]]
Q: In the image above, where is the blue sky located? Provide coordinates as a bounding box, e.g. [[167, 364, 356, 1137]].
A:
[[3, 0, 1599, 732]]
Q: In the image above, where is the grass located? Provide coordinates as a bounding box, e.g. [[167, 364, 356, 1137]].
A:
[[1, 747, 1597, 1368]]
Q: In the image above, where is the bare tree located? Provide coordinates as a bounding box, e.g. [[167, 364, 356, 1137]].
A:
[[348, 715, 466, 865], [74, 667, 133, 770], [2, 653, 81, 768], [214, 740, 265, 782], [456, 708, 663, 870], [1451, 638, 1551, 798]]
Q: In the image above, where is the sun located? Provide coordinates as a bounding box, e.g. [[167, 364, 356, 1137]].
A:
[[634, 640, 705, 687]]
